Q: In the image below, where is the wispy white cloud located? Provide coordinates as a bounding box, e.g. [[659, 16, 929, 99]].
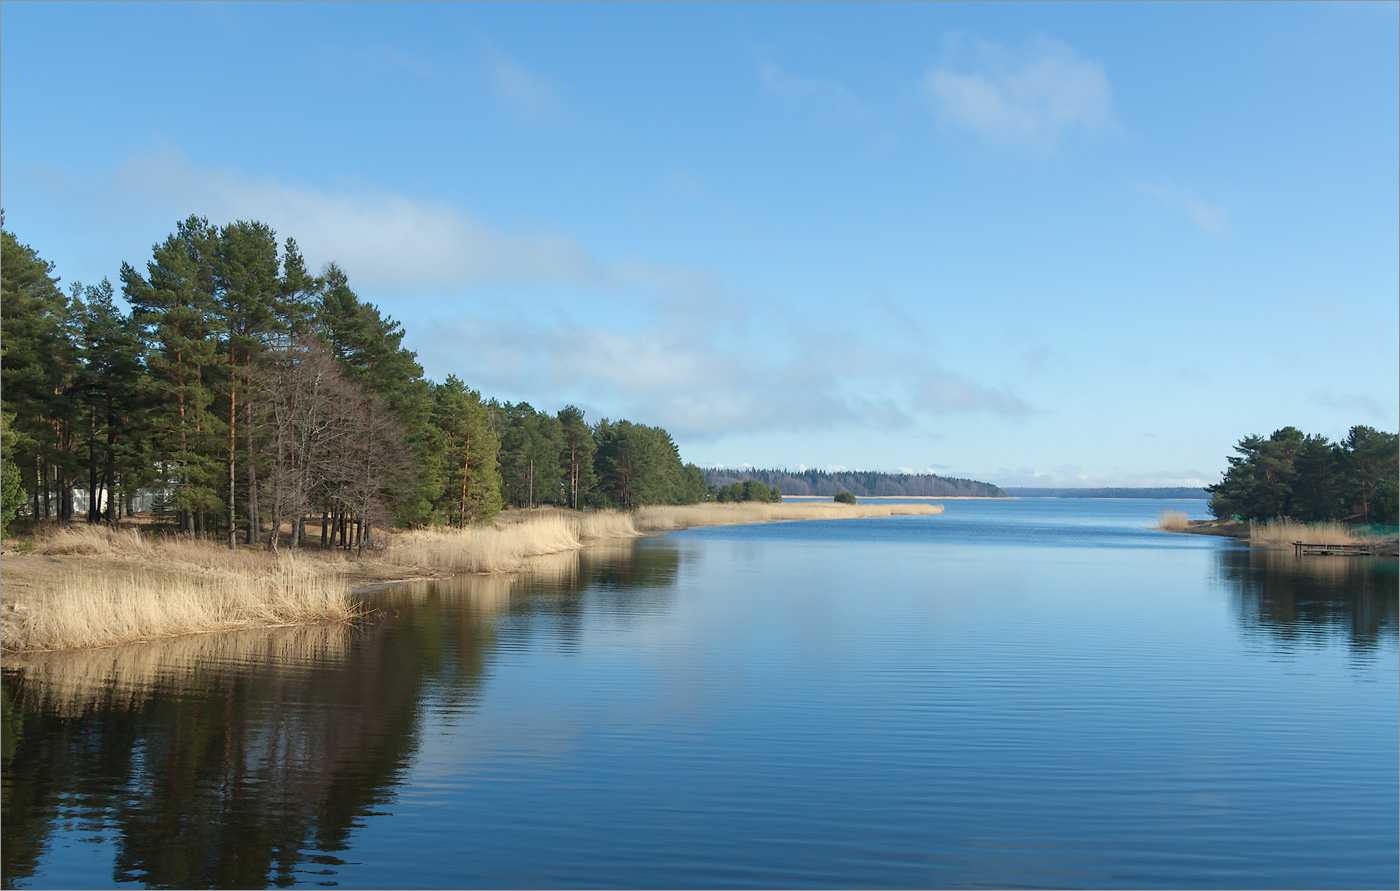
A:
[[46, 148, 600, 292], [915, 372, 1031, 418], [486, 49, 561, 123], [1136, 181, 1229, 235], [34, 147, 1034, 442], [759, 60, 865, 123], [419, 300, 1034, 442], [988, 465, 1213, 488], [1308, 389, 1394, 422], [922, 34, 1113, 151]]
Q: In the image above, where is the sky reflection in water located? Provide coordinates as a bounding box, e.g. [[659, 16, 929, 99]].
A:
[[3, 499, 1396, 889]]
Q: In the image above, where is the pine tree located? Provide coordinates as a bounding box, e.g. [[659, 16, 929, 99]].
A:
[[1, 223, 84, 520], [431, 376, 502, 524], [121, 216, 228, 534]]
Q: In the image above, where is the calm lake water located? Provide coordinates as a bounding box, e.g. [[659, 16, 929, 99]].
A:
[[3, 499, 1397, 889]]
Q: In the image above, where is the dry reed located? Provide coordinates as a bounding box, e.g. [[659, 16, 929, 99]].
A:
[[1155, 510, 1190, 532], [384, 513, 593, 574], [381, 502, 944, 574], [3, 563, 359, 653], [634, 500, 944, 531], [1248, 519, 1368, 550], [4, 524, 360, 653]]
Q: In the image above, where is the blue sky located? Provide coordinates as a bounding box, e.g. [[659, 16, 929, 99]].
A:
[[3, 2, 1396, 488]]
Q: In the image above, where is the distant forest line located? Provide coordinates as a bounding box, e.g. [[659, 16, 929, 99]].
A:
[[1003, 487, 1210, 499], [702, 468, 1005, 498]]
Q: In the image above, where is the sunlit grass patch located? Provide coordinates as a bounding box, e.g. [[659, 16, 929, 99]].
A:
[[635, 500, 944, 531], [1248, 518, 1368, 549], [2, 561, 360, 653], [383, 514, 590, 574]]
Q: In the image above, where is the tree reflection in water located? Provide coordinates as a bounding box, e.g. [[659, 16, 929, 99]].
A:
[[0, 542, 681, 889], [1216, 547, 1398, 655]]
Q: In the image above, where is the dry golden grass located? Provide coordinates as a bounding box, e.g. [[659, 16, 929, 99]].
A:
[[381, 502, 945, 574], [2, 562, 360, 653], [1155, 510, 1190, 532], [3, 524, 360, 653], [634, 500, 944, 531], [32, 523, 351, 573], [1248, 519, 1369, 549], [384, 513, 593, 574]]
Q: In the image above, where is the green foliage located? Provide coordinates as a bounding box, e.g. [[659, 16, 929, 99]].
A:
[[557, 405, 596, 510], [492, 401, 565, 508], [2, 412, 28, 537], [593, 419, 692, 509], [2, 224, 84, 520], [430, 376, 503, 524], [834, 491, 857, 504], [1209, 426, 1398, 523], [714, 479, 782, 503]]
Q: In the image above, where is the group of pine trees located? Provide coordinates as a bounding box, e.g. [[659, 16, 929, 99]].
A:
[[1207, 426, 1398, 524], [0, 215, 710, 545], [713, 479, 782, 503]]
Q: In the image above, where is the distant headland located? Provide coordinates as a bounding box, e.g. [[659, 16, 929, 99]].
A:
[[702, 468, 1005, 498]]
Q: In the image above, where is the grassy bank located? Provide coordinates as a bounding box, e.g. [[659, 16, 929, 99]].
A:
[[2, 501, 944, 653], [1247, 518, 1376, 549], [2, 526, 362, 653], [1156, 511, 1397, 554], [382, 501, 944, 573], [635, 500, 943, 531]]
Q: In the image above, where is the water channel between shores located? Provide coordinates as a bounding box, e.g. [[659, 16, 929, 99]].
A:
[[3, 498, 1397, 889]]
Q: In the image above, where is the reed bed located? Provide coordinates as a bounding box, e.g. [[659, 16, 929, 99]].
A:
[[1155, 510, 1191, 532], [2, 563, 359, 653], [634, 500, 944, 531], [382, 502, 944, 574], [384, 513, 592, 574], [32, 523, 350, 574], [4, 524, 360, 653], [1248, 518, 1370, 550]]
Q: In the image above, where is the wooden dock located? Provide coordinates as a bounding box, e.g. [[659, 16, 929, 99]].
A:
[[1292, 541, 1377, 556]]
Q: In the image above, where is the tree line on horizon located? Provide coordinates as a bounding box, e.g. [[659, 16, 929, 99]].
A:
[[1207, 426, 1397, 524], [1000, 486, 1209, 499], [702, 467, 1005, 498], [0, 215, 712, 545]]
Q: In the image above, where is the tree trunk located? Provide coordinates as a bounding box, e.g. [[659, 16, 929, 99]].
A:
[[245, 374, 259, 545], [88, 405, 100, 524], [228, 364, 237, 549]]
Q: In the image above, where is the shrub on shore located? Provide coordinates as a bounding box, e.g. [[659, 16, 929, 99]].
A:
[[833, 491, 857, 504]]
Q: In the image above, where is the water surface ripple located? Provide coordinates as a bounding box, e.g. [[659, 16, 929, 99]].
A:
[[3, 499, 1396, 888]]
